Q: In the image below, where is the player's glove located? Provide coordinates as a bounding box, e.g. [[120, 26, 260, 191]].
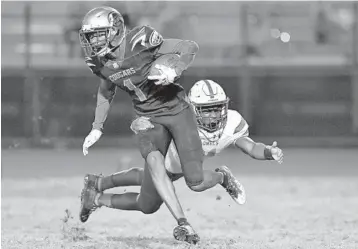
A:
[[268, 141, 284, 164], [130, 116, 154, 134], [83, 129, 102, 156], [148, 65, 178, 86]]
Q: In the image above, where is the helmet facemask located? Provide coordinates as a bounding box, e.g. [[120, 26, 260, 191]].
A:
[[79, 10, 125, 57], [193, 99, 229, 133]]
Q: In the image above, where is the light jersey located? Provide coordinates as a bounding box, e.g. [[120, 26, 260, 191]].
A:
[[165, 109, 249, 174]]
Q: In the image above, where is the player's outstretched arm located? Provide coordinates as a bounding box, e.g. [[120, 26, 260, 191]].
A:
[[235, 137, 284, 164], [157, 39, 199, 77], [83, 79, 116, 156]]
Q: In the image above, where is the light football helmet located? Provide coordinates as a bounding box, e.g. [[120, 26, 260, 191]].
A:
[[188, 80, 229, 132], [79, 6, 126, 57]]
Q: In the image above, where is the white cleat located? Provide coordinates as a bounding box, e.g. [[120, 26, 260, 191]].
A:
[[216, 165, 246, 205]]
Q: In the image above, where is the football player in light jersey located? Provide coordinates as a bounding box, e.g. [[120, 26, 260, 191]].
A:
[[83, 79, 284, 237], [164, 79, 284, 184], [134, 79, 283, 199]]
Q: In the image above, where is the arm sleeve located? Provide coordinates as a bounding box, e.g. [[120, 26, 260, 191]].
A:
[[92, 79, 117, 131]]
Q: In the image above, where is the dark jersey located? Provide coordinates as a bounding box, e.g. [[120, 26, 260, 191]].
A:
[[85, 25, 189, 117]]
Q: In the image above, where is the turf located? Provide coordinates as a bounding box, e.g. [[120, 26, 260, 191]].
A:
[[2, 148, 358, 249]]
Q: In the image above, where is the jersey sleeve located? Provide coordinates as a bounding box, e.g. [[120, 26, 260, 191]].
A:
[[225, 110, 249, 145]]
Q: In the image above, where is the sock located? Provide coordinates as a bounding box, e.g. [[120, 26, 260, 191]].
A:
[[219, 172, 225, 184], [177, 217, 188, 226], [96, 193, 110, 207], [98, 193, 141, 211], [99, 168, 144, 191], [215, 168, 225, 185]]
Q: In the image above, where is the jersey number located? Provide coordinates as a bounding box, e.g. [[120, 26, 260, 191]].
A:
[[123, 78, 147, 101]]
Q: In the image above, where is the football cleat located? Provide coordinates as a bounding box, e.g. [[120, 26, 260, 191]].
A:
[[79, 175, 101, 223], [173, 223, 200, 244], [216, 166, 246, 205], [82, 173, 102, 191]]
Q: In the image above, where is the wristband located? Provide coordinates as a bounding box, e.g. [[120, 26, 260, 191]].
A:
[[264, 146, 274, 160]]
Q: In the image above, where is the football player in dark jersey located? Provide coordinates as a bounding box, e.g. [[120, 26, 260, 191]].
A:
[[78, 6, 240, 244]]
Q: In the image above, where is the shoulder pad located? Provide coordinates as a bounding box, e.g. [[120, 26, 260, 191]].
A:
[[232, 111, 249, 136], [225, 110, 249, 136], [128, 25, 163, 52]]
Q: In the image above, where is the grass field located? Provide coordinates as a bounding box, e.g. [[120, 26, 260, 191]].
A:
[[2, 148, 358, 249]]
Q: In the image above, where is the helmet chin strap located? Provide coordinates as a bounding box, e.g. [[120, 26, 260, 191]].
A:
[[97, 46, 112, 57]]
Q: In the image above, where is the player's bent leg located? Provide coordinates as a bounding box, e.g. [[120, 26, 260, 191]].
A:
[[91, 161, 165, 214], [137, 118, 198, 242], [79, 174, 141, 222], [137, 122, 189, 220], [83, 190, 161, 214], [166, 107, 224, 192], [93, 188, 163, 214], [96, 153, 184, 215]]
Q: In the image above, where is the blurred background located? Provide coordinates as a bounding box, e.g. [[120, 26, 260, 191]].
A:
[[2, 1, 358, 149]]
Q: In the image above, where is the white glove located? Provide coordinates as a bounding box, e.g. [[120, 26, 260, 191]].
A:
[[83, 129, 102, 156], [148, 65, 178, 86], [269, 141, 284, 164]]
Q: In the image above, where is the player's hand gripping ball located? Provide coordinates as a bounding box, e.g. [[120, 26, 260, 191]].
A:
[[148, 54, 180, 86]]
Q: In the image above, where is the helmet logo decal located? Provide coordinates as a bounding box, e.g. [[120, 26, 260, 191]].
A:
[[108, 11, 121, 27], [203, 80, 216, 99]]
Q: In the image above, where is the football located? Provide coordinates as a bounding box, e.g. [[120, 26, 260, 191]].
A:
[[149, 53, 180, 76]]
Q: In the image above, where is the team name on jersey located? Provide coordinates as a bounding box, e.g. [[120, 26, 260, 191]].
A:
[[202, 140, 219, 146], [108, 68, 136, 82]]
